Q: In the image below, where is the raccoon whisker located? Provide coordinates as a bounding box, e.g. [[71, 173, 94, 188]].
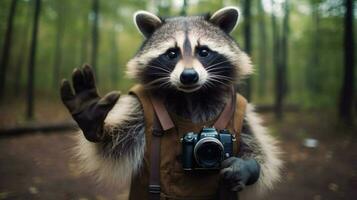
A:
[[205, 59, 237, 71], [148, 66, 171, 73], [146, 77, 170, 87], [205, 78, 220, 88], [206, 67, 234, 73], [153, 59, 172, 70], [209, 80, 231, 88], [201, 83, 211, 91], [208, 77, 232, 88], [209, 77, 234, 86], [209, 74, 234, 81], [203, 80, 215, 89], [147, 65, 171, 73], [155, 59, 171, 67], [210, 78, 233, 86], [144, 79, 172, 90], [205, 57, 241, 71], [158, 81, 172, 89], [149, 72, 170, 76]]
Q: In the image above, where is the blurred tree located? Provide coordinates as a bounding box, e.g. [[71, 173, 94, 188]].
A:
[[110, 25, 119, 88], [14, 1, 31, 95], [180, 0, 188, 16], [52, 0, 65, 89], [307, 0, 321, 94], [281, 0, 289, 97], [158, 0, 172, 16], [0, 0, 18, 100], [27, 0, 41, 119], [91, 0, 99, 76], [339, 0, 355, 124], [257, 0, 268, 97], [80, 12, 89, 64], [243, 0, 252, 101], [271, 0, 283, 119]]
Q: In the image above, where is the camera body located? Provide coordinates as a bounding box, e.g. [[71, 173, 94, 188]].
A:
[[181, 127, 235, 171]]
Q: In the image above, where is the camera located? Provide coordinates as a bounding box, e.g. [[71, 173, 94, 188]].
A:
[[181, 127, 235, 171]]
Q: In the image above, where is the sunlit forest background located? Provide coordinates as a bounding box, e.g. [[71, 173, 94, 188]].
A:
[[0, 0, 356, 200]]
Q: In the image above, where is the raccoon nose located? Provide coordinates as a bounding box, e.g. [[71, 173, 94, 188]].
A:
[[180, 68, 199, 85]]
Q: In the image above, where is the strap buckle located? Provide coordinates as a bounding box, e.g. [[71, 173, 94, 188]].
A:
[[149, 184, 161, 194]]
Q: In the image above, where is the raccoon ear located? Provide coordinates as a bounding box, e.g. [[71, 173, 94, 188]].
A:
[[134, 10, 162, 38], [209, 7, 240, 34]]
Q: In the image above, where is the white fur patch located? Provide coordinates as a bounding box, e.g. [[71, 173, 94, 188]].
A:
[[240, 104, 283, 197], [170, 61, 184, 87], [73, 95, 145, 191], [193, 59, 208, 85]]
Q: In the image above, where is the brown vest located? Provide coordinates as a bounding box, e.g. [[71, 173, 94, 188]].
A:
[[128, 84, 247, 200]]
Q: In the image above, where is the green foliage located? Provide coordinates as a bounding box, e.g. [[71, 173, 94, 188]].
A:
[[0, 0, 354, 110]]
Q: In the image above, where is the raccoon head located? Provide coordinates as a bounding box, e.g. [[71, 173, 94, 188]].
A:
[[127, 7, 253, 93]]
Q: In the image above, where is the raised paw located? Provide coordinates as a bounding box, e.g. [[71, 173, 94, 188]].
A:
[[60, 64, 120, 142]]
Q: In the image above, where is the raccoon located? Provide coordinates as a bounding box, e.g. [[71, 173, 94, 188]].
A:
[[60, 6, 282, 199]]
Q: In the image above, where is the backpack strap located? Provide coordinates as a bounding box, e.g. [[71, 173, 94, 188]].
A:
[[150, 96, 175, 131], [148, 114, 162, 200], [148, 95, 174, 200], [233, 94, 248, 154]]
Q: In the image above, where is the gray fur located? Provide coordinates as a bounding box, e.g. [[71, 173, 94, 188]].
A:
[[74, 95, 146, 189], [127, 15, 253, 81], [74, 7, 282, 199]]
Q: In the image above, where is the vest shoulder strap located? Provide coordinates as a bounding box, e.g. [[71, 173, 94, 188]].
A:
[[129, 84, 154, 134], [129, 84, 162, 200], [234, 93, 248, 134]]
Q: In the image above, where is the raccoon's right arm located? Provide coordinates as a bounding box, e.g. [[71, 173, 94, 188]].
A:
[[60, 65, 145, 188], [74, 95, 145, 188]]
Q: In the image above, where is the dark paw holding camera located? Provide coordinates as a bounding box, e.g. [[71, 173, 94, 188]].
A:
[[220, 157, 260, 192]]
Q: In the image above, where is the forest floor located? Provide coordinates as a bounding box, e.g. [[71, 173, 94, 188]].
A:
[[0, 97, 356, 200]]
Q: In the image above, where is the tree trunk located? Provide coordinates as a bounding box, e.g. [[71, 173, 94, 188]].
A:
[[307, 0, 320, 93], [339, 0, 355, 124], [281, 0, 289, 101], [52, 1, 65, 89], [26, 0, 41, 120], [243, 0, 252, 101], [111, 27, 119, 88], [257, 0, 268, 97], [14, 2, 31, 95], [80, 13, 89, 64], [271, 0, 283, 120], [180, 0, 188, 16], [157, 0, 172, 16], [0, 0, 18, 100], [91, 0, 99, 76]]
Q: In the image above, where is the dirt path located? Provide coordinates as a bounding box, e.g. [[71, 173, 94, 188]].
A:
[[0, 111, 356, 200]]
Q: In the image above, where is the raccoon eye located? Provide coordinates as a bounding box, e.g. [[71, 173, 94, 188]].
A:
[[166, 49, 179, 60], [198, 47, 210, 57]]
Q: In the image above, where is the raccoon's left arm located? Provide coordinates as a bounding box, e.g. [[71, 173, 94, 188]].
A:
[[238, 104, 283, 193]]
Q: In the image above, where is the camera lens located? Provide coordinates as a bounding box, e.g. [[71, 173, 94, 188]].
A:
[[194, 138, 224, 168]]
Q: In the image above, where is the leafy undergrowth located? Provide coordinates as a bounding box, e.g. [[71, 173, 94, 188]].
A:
[[0, 100, 356, 200]]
